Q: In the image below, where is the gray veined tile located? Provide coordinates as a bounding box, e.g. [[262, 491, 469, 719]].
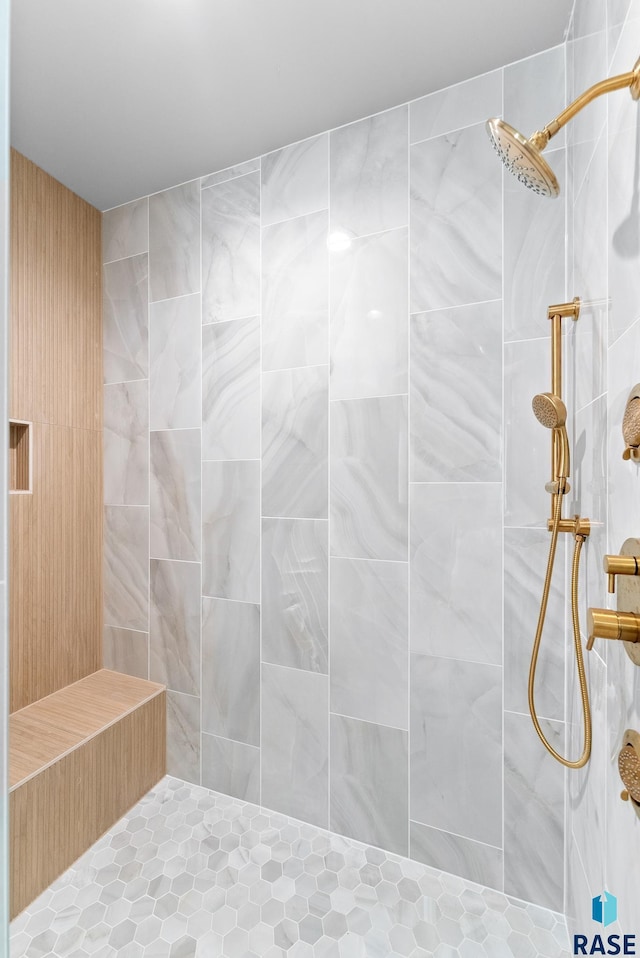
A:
[[330, 557, 408, 730], [262, 365, 328, 519], [149, 180, 200, 302], [201, 157, 260, 189], [166, 691, 200, 786], [104, 505, 149, 632], [262, 210, 329, 371], [330, 395, 408, 561], [150, 559, 200, 696], [202, 460, 260, 603], [201, 172, 260, 324], [262, 664, 328, 829], [609, 123, 640, 345], [504, 46, 567, 150], [262, 518, 328, 674], [202, 316, 260, 461], [104, 380, 149, 506], [103, 627, 149, 681], [504, 711, 564, 912], [202, 597, 260, 746], [504, 337, 555, 528], [150, 293, 201, 430], [410, 69, 502, 144], [504, 528, 565, 721], [410, 122, 502, 312], [504, 147, 566, 342], [330, 105, 408, 238], [410, 653, 502, 848], [330, 713, 408, 856], [102, 198, 149, 264], [150, 429, 201, 562], [201, 733, 260, 804], [410, 302, 502, 482], [261, 133, 328, 226], [103, 253, 148, 384], [410, 821, 504, 892], [410, 483, 502, 666], [330, 228, 408, 401]]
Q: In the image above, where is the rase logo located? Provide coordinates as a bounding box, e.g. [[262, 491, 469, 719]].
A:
[[573, 891, 636, 955]]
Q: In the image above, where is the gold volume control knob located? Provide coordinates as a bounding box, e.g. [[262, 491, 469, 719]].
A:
[[586, 608, 640, 650]]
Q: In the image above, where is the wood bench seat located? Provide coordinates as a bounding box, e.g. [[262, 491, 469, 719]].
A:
[[10, 669, 166, 917]]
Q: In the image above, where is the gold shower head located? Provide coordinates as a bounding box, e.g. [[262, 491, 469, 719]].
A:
[[488, 56, 640, 196], [532, 392, 567, 429], [486, 119, 559, 197]]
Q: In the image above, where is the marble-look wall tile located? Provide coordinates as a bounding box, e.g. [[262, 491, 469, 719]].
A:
[[410, 69, 502, 143], [567, 32, 607, 149], [569, 0, 605, 40], [262, 134, 328, 226], [150, 293, 201, 430], [262, 664, 328, 828], [262, 211, 328, 371], [609, 124, 640, 345], [150, 559, 200, 696], [167, 691, 200, 785], [330, 557, 408, 730], [410, 653, 502, 848], [201, 158, 260, 189], [411, 301, 502, 482], [330, 106, 408, 238], [103, 253, 148, 384], [103, 626, 149, 680], [202, 460, 260, 603], [262, 518, 328, 674], [103, 198, 149, 264], [607, 319, 640, 553], [607, 12, 640, 131], [104, 380, 149, 505], [330, 713, 408, 856], [202, 597, 260, 746], [150, 429, 201, 562], [330, 228, 408, 401], [202, 733, 260, 804], [262, 365, 328, 519], [411, 484, 502, 666], [504, 528, 565, 721], [331, 395, 408, 561], [410, 821, 503, 892], [504, 148, 566, 341], [149, 180, 200, 302], [202, 316, 260, 461], [504, 710, 564, 911], [573, 394, 607, 634], [104, 505, 149, 632], [504, 46, 567, 150], [410, 122, 502, 312], [504, 337, 554, 528], [202, 173, 260, 324]]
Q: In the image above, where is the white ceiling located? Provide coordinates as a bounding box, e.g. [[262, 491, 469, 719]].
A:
[[10, 0, 574, 211]]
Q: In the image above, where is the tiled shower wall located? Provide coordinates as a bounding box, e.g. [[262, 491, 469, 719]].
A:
[[104, 41, 586, 914], [565, 0, 640, 932]]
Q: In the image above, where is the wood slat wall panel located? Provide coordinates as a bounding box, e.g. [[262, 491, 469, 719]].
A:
[[10, 691, 166, 918], [9, 151, 103, 711]]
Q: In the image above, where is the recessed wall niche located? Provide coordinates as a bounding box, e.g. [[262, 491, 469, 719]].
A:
[[9, 420, 31, 493]]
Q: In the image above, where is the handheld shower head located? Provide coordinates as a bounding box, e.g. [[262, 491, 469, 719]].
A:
[[486, 119, 559, 197], [532, 392, 567, 429], [488, 56, 640, 196], [532, 392, 570, 485]]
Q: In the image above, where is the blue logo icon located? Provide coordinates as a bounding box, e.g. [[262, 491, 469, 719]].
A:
[[592, 891, 618, 928]]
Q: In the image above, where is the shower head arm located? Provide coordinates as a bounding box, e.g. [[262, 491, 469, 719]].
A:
[[530, 58, 640, 152]]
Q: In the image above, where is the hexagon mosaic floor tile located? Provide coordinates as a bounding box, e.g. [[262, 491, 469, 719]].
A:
[[10, 776, 570, 957]]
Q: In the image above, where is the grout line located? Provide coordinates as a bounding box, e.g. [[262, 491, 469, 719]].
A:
[[409, 817, 503, 853]]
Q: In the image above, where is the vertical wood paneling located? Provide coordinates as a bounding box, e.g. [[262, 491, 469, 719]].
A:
[[9, 150, 102, 711]]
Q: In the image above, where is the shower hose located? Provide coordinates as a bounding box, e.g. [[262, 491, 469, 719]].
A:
[[528, 491, 592, 768]]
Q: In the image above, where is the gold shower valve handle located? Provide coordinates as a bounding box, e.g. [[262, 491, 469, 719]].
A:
[[603, 554, 640, 593], [586, 608, 640, 650]]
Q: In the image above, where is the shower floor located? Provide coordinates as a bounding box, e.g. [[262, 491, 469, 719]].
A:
[[10, 777, 570, 958]]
